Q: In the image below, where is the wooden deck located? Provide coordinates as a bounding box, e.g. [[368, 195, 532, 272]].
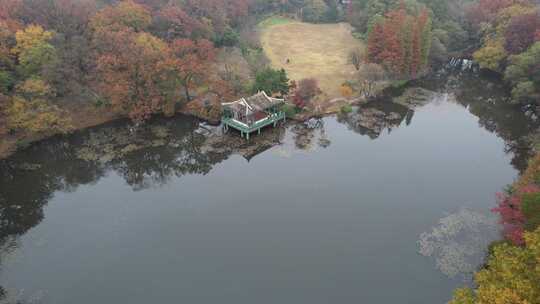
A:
[[222, 112, 286, 139]]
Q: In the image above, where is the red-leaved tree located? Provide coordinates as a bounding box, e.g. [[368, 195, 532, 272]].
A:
[[492, 185, 540, 245], [366, 7, 431, 78], [504, 11, 540, 54], [292, 78, 321, 109]]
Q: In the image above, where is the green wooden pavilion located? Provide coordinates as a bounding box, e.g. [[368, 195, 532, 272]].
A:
[[221, 91, 286, 140]]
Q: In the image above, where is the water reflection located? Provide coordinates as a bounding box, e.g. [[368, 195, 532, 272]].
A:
[[290, 118, 331, 150], [0, 71, 538, 301], [0, 116, 288, 253], [338, 71, 538, 171], [416, 72, 538, 171], [337, 102, 412, 139]]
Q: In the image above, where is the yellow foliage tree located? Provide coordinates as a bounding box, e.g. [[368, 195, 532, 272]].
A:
[[6, 78, 73, 134], [16, 77, 53, 97], [11, 24, 54, 56], [471, 2, 536, 74], [11, 24, 56, 77], [450, 227, 540, 304], [516, 154, 540, 188], [473, 40, 507, 72]]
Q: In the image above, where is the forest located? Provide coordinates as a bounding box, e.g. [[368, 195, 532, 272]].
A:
[[0, 0, 538, 140]]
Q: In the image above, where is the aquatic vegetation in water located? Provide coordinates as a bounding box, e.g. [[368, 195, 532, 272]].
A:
[[12, 163, 41, 171], [75, 125, 174, 163], [337, 105, 407, 140], [0, 287, 45, 304], [290, 118, 331, 151], [393, 87, 438, 108], [418, 208, 499, 279], [149, 126, 170, 139]]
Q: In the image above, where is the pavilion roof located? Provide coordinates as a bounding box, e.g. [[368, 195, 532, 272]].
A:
[[223, 91, 284, 115]]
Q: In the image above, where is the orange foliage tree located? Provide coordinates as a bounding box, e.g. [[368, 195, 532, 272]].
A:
[[367, 7, 432, 79], [167, 38, 216, 102], [90, 0, 151, 33], [93, 29, 173, 122]]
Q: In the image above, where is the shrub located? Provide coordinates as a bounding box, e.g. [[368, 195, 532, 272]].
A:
[[252, 68, 290, 95], [340, 104, 353, 114], [292, 78, 321, 109], [340, 83, 353, 98], [281, 104, 296, 118]]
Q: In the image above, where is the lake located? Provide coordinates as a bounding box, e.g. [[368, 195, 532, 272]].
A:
[[0, 71, 537, 303]]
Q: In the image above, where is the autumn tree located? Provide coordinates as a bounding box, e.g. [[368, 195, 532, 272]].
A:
[[90, 0, 151, 33], [154, 4, 210, 40], [12, 24, 57, 78], [181, 0, 228, 36], [504, 11, 540, 54], [470, 1, 537, 70], [17, 0, 96, 38], [5, 77, 72, 133], [167, 38, 216, 102], [372, 10, 405, 73], [93, 29, 172, 122], [367, 22, 386, 63], [225, 0, 250, 27], [449, 227, 540, 304], [293, 78, 321, 109], [366, 7, 432, 78], [465, 0, 516, 27], [473, 40, 507, 72]]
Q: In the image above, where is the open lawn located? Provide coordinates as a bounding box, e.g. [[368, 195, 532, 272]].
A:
[[260, 21, 364, 98]]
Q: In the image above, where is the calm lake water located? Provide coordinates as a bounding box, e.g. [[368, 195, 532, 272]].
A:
[[0, 72, 538, 304]]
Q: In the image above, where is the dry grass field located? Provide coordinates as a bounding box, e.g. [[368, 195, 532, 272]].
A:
[[260, 20, 364, 98]]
